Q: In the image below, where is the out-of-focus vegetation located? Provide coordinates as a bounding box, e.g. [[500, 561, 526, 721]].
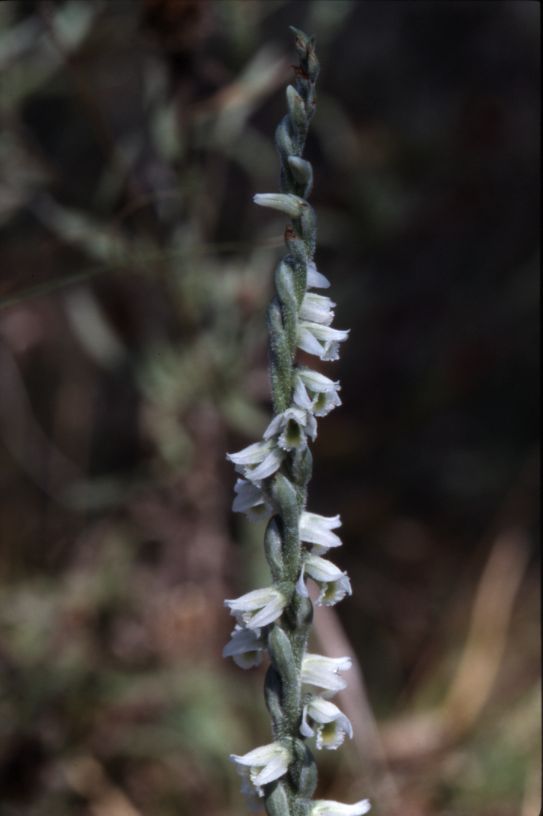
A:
[[0, 2, 539, 815]]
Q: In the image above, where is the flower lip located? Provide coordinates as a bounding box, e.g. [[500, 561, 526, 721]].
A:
[[303, 554, 352, 606], [301, 696, 354, 750], [263, 407, 316, 450]]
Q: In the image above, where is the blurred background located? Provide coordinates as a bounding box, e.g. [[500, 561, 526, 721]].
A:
[[0, 1, 540, 814]]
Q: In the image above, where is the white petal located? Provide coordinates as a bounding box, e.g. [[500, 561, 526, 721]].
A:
[[248, 593, 286, 628], [293, 377, 315, 411], [299, 368, 340, 393], [252, 751, 289, 786], [300, 512, 343, 551], [245, 448, 283, 481], [298, 322, 349, 361], [300, 293, 336, 325], [295, 564, 308, 597], [303, 322, 350, 345], [263, 413, 284, 439], [225, 587, 282, 615], [253, 193, 305, 218], [297, 325, 328, 357], [307, 697, 344, 723], [227, 440, 273, 466], [300, 704, 315, 738], [301, 654, 352, 692], [306, 261, 330, 289], [305, 412, 318, 441], [223, 627, 263, 668], [230, 742, 281, 767], [232, 479, 263, 512], [305, 697, 354, 750], [311, 799, 371, 816], [230, 742, 290, 798], [305, 554, 345, 582]]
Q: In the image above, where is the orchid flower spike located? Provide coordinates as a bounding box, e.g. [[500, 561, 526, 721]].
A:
[[224, 28, 370, 815]]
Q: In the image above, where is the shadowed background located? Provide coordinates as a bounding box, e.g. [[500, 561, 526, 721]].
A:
[[0, 1, 539, 815]]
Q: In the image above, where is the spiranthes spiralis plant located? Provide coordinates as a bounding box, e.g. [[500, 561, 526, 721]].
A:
[[223, 28, 370, 816]]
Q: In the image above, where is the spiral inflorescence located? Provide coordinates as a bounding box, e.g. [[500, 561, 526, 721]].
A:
[[224, 29, 369, 816]]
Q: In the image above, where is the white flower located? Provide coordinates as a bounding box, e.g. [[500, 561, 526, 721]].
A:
[[293, 369, 342, 417], [301, 696, 353, 750], [304, 553, 352, 606], [301, 653, 352, 693], [298, 368, 340, 394], [310, 799, 371, 816], [223, 625, 266, 669], [230, 741, 291, 797], [226, 439, 283, 483], [264, 407, 317, 450], [307, 260, 330, 289], [300, 511, 342, 553], [300, 293, 335, 326], [297, 321, 349, 362], [253, 192, 306, 218], [232, 478, 272, 521], [225, 586, 287, 629]]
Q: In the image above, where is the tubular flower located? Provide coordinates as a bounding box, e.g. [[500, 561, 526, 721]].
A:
[[223, 625, 266, 669], [225, 586, 287, 630], [230, 741, 291, 797], [264, 406, 317, 450], [301, 696, 353, 750], [309, 800, 371, 816], [299, 511, 342, 553], [303, 553, 352, 606], [301, 653, 352, 693], [293, 368, 342, 417], [232, 478, 272, 521], [226, 439, 283, 482], [300, 292, 336, 325], [297, 321, 350, 361]]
